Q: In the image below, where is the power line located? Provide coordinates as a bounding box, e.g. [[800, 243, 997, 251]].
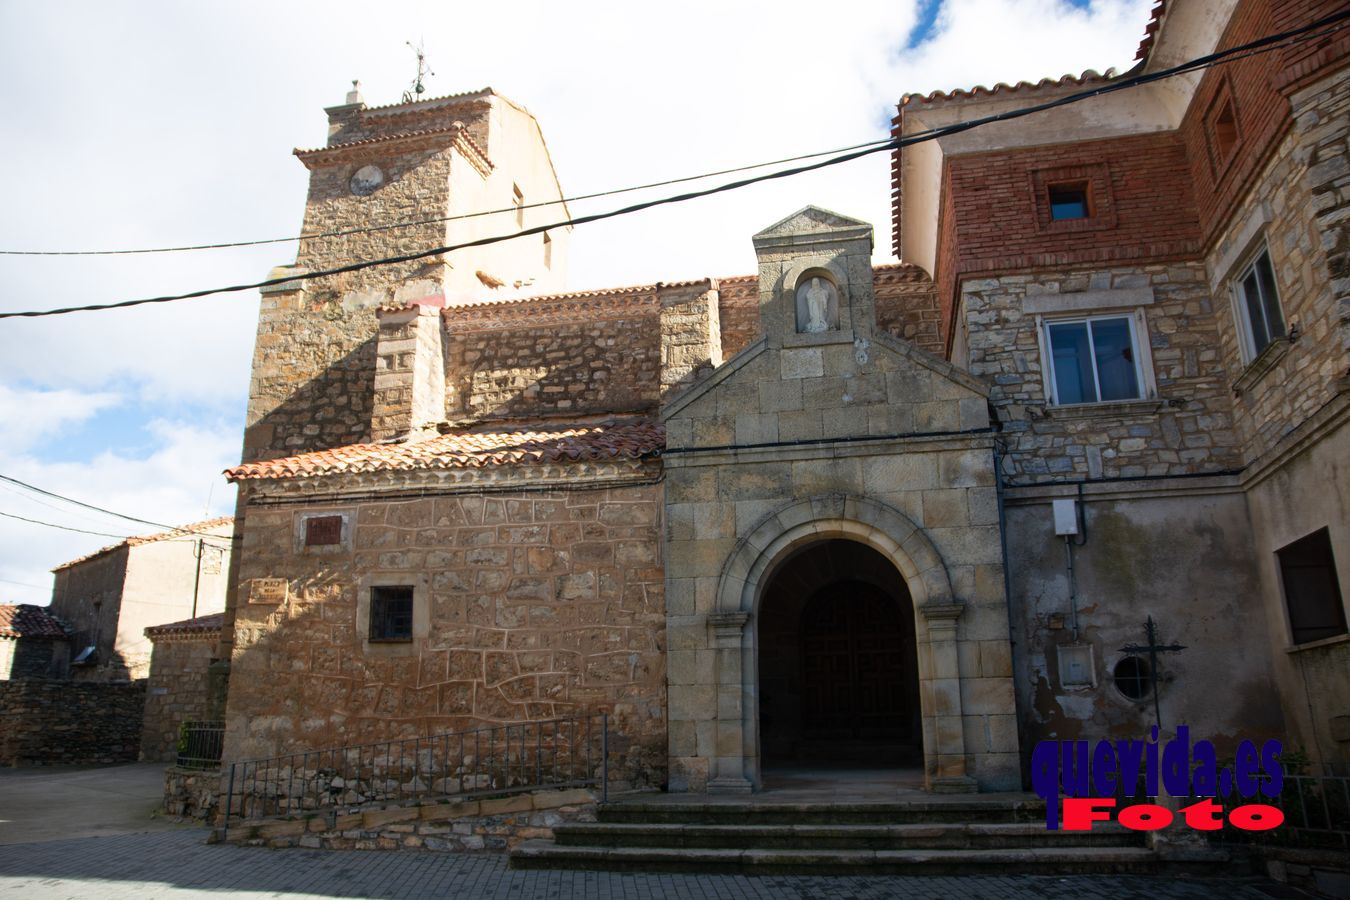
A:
[[0, 576, 50, 590], [0, 137, 897, 257], [0, 10, 1344, 321], [0, 509, 133, 539], [0, 473, 239, 540]]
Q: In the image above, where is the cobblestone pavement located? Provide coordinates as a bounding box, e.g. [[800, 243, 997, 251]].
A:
[[0, 829, 1313, 899]]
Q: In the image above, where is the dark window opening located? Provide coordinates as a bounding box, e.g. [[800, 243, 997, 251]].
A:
[[1279, 528, 1346, 645], [1049, 183, 1089, 221], [1237, 249, 1286, 358], [370, 586, 414, 642], [1212, 99, 1238, 162], [543, 232, 553, 269], [1113, 656, 1151, 701], [305, 515, 343, 547]]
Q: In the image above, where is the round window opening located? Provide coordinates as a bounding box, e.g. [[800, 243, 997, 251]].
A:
[[1113, 656, 1151, 701]]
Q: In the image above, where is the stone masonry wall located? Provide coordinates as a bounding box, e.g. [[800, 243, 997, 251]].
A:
[[1207, 67, 1349, 465], [141, 635, 216, 762], [225, 480, 666, 791], [443, 296, 661, 421], [0, 679, 145, 766], [962, 262, 1245, 480]]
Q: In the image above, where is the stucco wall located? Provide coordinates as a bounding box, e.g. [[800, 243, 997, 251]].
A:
[[1004, 484, 1284, 762]]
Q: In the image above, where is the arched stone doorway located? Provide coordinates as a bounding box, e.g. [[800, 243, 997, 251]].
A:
[[704, 495, 980, 794], [758, 539, 922, 769]]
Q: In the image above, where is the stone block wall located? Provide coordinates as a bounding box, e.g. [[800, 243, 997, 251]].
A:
[[1207, 67, 1349, 465], [0, 638, 67, 680], [961, 262, 1245, 480], [225, 480, 667, 790], [141, 634, 216, 762], [443, 292, 662, 421], [0, 679, 145, 765]]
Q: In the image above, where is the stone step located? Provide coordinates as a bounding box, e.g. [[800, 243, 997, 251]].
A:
[[553, 821, 1142, 851], [598, 798, 1046, 826], [510, 841, 1231, 875]]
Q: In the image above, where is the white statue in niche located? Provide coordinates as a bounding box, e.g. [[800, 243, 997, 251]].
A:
[[796, 276, 838, 333]]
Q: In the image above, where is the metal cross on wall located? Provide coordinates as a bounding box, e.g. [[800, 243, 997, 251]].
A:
[[1119, 615, 1187, 730]]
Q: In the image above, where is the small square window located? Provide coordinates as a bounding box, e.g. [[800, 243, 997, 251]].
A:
[[369, 586, 414, 642], [1278, 528, 1346, 645], [1049, 183, 1089, 221], [1044, 315, 1143, 405], [304, 515, 343, 547], [1234, 248, 1286, 360]]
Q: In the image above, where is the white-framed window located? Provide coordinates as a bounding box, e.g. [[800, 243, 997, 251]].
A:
[[1040, 313, 1150, 405], [1232, 247, 1286, 362]]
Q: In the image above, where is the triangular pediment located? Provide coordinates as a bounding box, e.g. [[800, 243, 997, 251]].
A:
[[753, 205, 872, 240]]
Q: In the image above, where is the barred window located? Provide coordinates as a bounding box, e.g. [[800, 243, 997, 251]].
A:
[[369, 586, 414, 642]]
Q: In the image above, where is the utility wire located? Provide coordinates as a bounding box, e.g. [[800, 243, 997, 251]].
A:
[[0, 136, 897, 257], [0, 10, 1344, 321], [0, 509, 134, 539], [0, 473, 239, 540]]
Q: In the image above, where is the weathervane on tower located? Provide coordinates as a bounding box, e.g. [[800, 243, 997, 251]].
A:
[[402, 40, 435, 103]]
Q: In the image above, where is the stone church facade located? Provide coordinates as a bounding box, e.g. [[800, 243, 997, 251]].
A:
[[216, 0, 1348, 794]]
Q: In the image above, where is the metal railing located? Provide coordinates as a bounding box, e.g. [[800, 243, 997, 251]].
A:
[[176, 720, 225, 770], [1208, 773, 1350, 850], [223, 714, 607, 833]]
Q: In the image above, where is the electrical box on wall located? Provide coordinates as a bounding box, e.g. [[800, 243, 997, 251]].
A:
[[1058, 644, 1096, 688], [1053, 498, 1079, 536]]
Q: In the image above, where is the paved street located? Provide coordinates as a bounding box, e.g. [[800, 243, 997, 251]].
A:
[[0, 764, 1314, 898], [0, 828, 1315, 900]]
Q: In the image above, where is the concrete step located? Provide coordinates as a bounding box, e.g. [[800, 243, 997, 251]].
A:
[[597, 798, 1046, 826], [510, 841, 1231, 875], [553, 821, 1142, 851]]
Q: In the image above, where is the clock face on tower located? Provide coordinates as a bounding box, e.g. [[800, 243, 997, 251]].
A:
[[349, 165, 384, 196]]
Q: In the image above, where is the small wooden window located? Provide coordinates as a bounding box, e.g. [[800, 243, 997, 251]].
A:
[[1049, 183, 1090, 220], [1212, 99, 1238, 162], [1279, 528, 1346, 645], [369, 586, 414, 642], [304, 515, 343, 547]]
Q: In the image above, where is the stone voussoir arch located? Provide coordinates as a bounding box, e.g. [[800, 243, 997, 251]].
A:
[[715, 494, 956, 618]]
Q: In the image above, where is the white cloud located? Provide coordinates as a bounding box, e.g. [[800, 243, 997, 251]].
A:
[[0, 384, 123, 451], [0, 418, 239, 607]]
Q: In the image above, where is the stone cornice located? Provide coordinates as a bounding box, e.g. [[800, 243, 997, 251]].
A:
[[241, 458, 661, 506], [294, 126, 493, 177]]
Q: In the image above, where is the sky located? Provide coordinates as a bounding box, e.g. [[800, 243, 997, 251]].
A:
[[0, 0, 1153, 606]]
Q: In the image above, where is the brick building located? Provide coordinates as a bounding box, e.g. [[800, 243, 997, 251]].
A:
[[216, 0, 1347, 793]]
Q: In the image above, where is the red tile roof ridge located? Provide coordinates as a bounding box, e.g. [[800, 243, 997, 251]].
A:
[[900, 68, 1119, 108], [224, 418, 665, 482], [145, 612, 225, 640], [360, 87, 494, 115], [1136, 1, 1167, 62], [52, 516, 234, 572], [0, 604, 71, 640], [294, 122, 491, 162]]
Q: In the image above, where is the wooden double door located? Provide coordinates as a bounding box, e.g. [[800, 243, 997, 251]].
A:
[[799, 582, 917, 741]]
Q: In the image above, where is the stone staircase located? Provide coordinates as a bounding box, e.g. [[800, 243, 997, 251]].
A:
[[510, 795, 1235, 875]]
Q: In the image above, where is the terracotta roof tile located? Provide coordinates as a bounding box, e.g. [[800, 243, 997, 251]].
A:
[[1136, 1, 1167, 62], [900, 68, 1119, 108], [0, 604, 69, 640], [225, 419, 665, 482], [52, 517, 234, 572], [145, 612, 224, 641]]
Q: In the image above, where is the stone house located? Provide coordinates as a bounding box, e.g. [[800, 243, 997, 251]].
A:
[[216, 0, 1348, 792], [140, 612, 225, 762], [0, 604, 70, 680], [50, 517, 234, 681]]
